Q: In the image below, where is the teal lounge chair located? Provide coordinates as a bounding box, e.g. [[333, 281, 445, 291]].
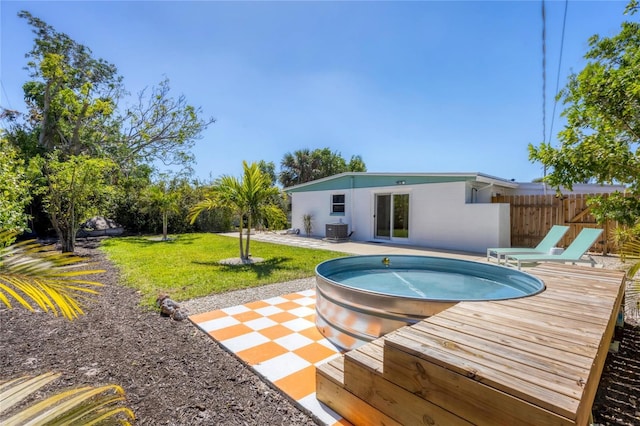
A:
[[486, 225, 569, 264], [504, 228, 603, 270]]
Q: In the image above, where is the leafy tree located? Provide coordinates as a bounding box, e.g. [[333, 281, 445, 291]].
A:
[[313, 147, 348, 177], [279, 148, 367, 187], [188, 161, 286, 261], [111, 163, 154, 233], [8, 11, 215, 247], [187, 181, 234, 233], [18, 11, 122, 159], [38, 154, 117, 252], [529, 2, 640, 228], [141, 176, 182, 241], [0, 136, 31, 237], [116, 78, 216, 172], [16, 11, 214, 172], [257, 160, 277, 185], [348, 154, 367, 172]]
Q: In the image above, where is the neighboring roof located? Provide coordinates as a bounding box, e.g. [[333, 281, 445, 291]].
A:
[[285, 172, 520, 193], [514, 182, 627, 195]]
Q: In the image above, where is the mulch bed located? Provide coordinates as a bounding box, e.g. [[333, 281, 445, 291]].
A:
[[1, 241, 638, 425], [592, 324, 640, 425], [0, 241, 316, 425]]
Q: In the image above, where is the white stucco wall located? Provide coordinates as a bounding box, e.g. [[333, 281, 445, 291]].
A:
[[289, 191, 351, 237], [406, 182, 509, 253], [290, 181, 510, 253]]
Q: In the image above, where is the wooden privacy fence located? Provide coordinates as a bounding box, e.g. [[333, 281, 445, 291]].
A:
[[492, 194, 618, 254]]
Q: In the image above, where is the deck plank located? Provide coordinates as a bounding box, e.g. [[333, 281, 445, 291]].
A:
[[494, 297, 611, 323], [415, 316, 593, 371], [437, 310, 597, 357], [452, 302, 604, 340]]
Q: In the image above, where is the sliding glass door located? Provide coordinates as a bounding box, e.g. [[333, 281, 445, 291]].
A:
[[375, 193, 409, 240], [375, 194, 391, 238]]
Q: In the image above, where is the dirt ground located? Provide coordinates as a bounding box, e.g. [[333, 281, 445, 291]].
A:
[[0, 242, 638, 425]]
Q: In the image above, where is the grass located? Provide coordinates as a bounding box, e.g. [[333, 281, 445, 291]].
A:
[[100, 233, 347, 307]]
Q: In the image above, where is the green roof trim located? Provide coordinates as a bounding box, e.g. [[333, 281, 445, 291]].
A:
[[285, 173, 483, 193]]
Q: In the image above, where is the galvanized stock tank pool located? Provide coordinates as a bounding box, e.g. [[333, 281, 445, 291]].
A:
[[315, 255, 545, 350]]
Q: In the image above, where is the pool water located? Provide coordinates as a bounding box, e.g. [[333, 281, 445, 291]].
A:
[[327, 269, 531, 300]]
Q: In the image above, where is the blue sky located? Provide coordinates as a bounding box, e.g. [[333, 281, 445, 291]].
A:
[[0, 1, 631, 183]]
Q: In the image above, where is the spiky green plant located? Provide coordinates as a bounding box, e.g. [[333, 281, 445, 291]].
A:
[[619, 232, 640, 320], [620, 235, 640, 279], [302, 214, 313, 237]]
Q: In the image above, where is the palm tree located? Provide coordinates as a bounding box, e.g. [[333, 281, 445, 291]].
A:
[[143, 178, 181, 241], [188, 161, 285, 261], [0, 232, 135, 424], [279, 148, 367, 187], [279, 149, 315, 187]]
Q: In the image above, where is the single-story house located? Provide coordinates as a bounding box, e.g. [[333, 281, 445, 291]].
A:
[[285, 172, 625, 253]]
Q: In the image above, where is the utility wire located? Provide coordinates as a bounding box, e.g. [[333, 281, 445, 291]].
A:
[[0, 80, 14, 110], [542, 0, 547, 177], [548, 0, 569, 145], [542, 0, 547, 145]]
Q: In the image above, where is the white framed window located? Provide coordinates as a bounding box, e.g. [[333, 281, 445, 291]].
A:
[[331, 194, 345, 214]]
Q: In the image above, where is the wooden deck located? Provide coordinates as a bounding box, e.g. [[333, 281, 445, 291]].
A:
[[316, 264, 626, 426]]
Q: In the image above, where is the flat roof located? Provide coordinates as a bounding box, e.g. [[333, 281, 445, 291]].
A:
[[285, 172, 519, 193]]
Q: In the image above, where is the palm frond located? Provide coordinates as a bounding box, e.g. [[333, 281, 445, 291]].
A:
[[0, 372, 61, 413], [0, 233, 103, 320], [620, 236, 640, 279], [187, 198, 217, 224], [0, 373, 134, 426]]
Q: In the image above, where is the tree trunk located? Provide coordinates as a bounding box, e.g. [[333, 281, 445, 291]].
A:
[[60, 206, 77, 253], [71, 100, 91, 155], [60, 228, 75, 253], [162, 212, 168, 241], [52, 217, 76, 253], [238, 221, 245, 260], [39, 81, 53, 150], [244, 215, 252, 261]]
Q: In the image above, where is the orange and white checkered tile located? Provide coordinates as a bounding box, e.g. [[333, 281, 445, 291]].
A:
[[189, 289, 350, 426]]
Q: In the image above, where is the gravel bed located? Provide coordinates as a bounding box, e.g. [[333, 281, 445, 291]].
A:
[[181, 278, 315, 315]]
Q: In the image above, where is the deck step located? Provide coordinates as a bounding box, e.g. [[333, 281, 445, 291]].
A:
[[383, 326, 574, 426], [342, 338, 474, 426], [316, 355, 400, 426]]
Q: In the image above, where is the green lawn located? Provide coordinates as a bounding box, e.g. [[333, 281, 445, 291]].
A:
[[100, 233, 347, 307]]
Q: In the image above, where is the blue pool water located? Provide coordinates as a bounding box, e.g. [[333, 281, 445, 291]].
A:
[[317, 255, 544, 301], [327, 269, 530, 300]]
